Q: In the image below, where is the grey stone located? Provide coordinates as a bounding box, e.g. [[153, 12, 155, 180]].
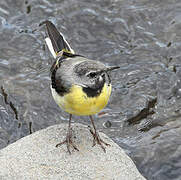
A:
[[0, 123, 146, 180]]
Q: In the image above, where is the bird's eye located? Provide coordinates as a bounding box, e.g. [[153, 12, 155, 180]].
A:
[[101, 73, 105, 78], [87, 72, 97, 78]]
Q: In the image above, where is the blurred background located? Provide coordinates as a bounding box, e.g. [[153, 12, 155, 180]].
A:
[[0, 0, 181, 179]]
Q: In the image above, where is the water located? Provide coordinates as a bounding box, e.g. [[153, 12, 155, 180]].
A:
[[1, 0, 181, 179]]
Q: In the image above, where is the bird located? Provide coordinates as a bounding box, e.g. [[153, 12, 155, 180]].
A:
[[41, 20, 120, 154]]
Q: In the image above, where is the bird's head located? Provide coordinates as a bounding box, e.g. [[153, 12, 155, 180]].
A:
[[73, 61, 119, 97]]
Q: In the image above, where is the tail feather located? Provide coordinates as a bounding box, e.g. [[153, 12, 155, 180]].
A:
[[45, 37, 57, 58], [41, 20, 74, 58]]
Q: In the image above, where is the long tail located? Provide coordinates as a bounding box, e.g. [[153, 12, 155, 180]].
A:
[[40, 20, 75, 58]]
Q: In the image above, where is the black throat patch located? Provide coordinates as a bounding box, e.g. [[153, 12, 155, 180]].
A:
[[82, 76, 105, 97]]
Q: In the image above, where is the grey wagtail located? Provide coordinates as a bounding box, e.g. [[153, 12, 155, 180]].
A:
[[41, 20, 119, 154]]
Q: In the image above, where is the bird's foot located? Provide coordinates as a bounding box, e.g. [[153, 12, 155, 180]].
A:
[[89, 127, 110, 152], [56, 129, 79, 154]]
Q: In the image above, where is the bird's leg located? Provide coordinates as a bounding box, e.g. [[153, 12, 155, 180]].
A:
[[89, 115, 110, 152], [56, 114, 79, 154]]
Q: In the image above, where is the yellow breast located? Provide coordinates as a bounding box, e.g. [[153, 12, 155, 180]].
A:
[[51, 83, 112, 116]]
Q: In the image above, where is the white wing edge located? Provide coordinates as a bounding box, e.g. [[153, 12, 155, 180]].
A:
[[59, 32, 75, 54], [45, 37, 57, 59]]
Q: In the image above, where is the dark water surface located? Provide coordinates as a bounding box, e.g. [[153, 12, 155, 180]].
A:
[[1, 0, 181, 179]]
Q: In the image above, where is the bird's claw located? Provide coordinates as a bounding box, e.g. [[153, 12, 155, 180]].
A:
[[89, 127, 110, 153], [56, 129, 79, 154]]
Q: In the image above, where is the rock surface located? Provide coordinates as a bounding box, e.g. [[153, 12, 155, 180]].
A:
[[0, 123, 145, 180]]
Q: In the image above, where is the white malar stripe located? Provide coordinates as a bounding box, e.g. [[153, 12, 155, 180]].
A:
[[45, 37, 57, 59]]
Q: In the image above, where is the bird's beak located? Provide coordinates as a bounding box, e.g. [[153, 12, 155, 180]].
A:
[[88, 66, 120, 75], [105, 66, 120, 72]]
